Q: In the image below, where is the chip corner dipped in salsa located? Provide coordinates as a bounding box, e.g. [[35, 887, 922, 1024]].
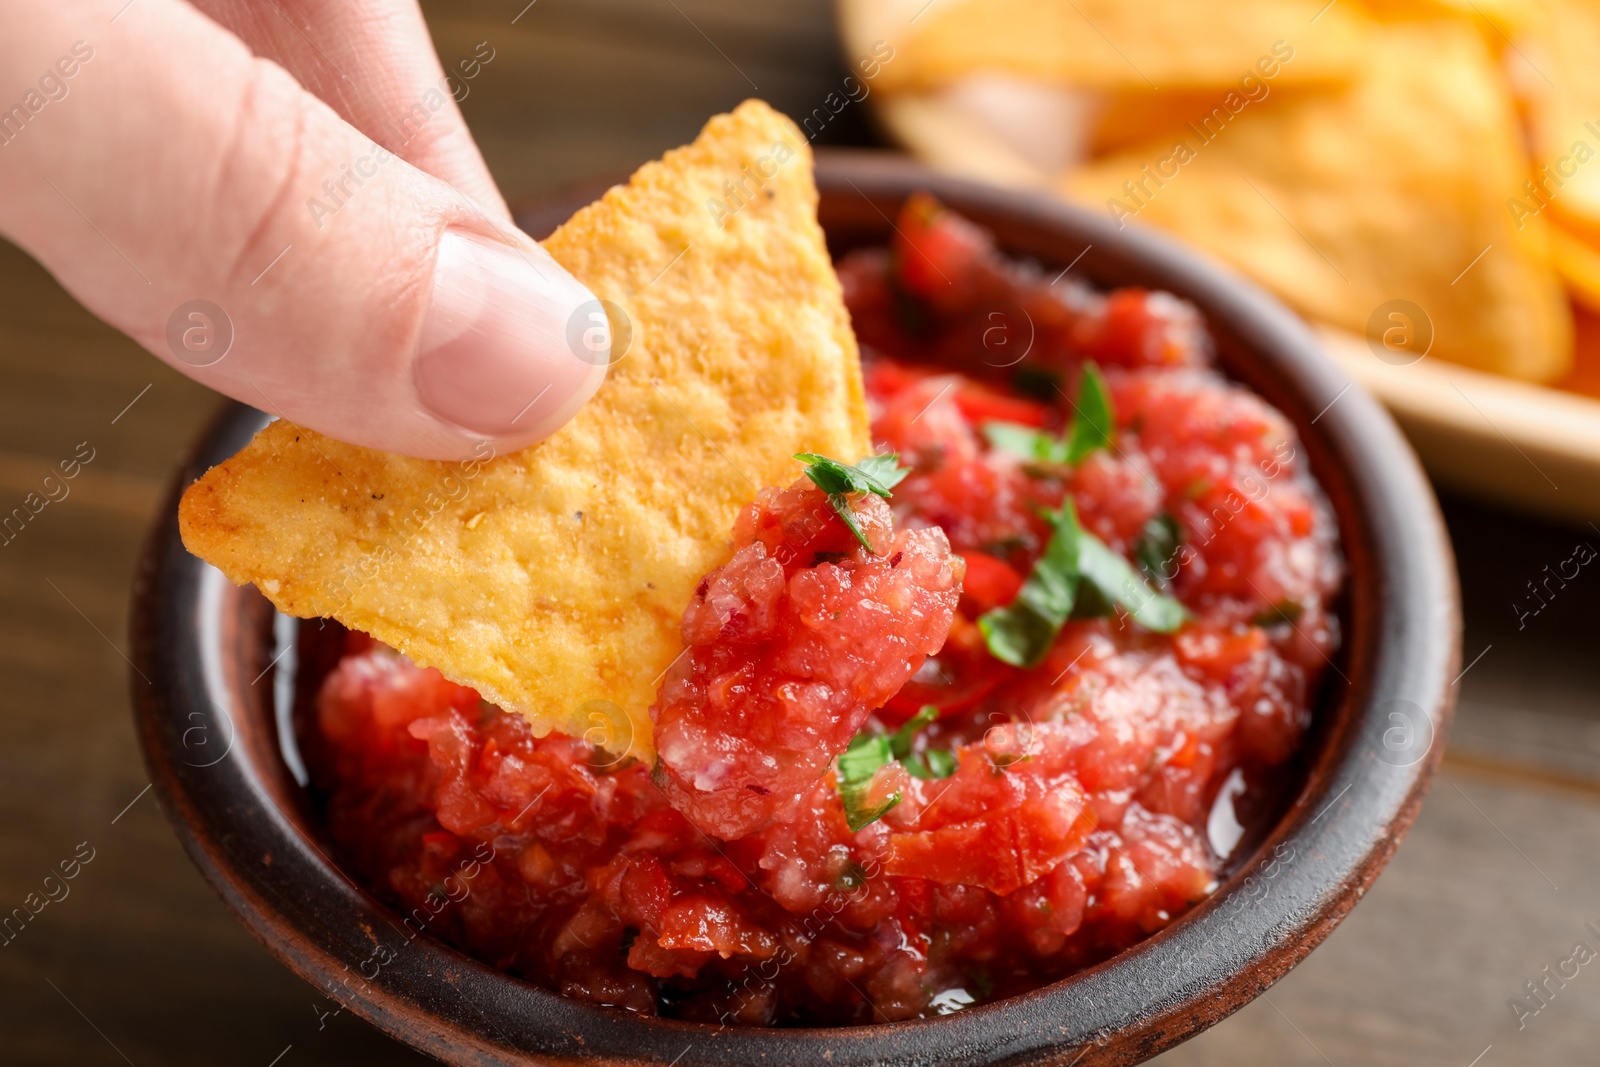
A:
[[304, 197, 1343, 1025], [185, 107, 1343, 1027]]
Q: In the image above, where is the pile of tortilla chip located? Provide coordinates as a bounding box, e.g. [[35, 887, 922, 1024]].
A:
[[844, 0, 1600, 384], [180, 100, 870, 762]]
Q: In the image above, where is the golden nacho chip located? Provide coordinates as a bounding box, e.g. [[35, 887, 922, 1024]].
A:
[[849, 0, 1372, 94], [1549, 223, 1600, 314], [179, 99, 871, 762], [1061, 18, 1572, 381], [1363, 0, 1532, 32], [1515, 0, 1600, 232], [1086, 87, 1252, 157], [1555, 301, 1600, 398]]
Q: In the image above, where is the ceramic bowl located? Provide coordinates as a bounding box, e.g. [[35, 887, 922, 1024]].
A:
[[131, 150, 1460, 1066]]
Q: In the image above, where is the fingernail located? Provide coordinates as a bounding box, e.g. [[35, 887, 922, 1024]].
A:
[[414, 230, 607, 439]]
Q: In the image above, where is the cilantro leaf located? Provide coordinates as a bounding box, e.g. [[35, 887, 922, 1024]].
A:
[[1075, 533, 1191, 633], [833, 705, 956, 830], [977, 503, 1085, 667], [981, 363, 1115, 470], [796, 462, 856, 496], [979, 501, 1190, 667], [835, 734, 900, 832], [824, 492, 873, 553], [891, 705, 959, 780], [904, 748, 959, 780], [852, 453, 911, 494], [795, 452, 908, 497], [794, 452, 911, 554], [982, 421, 1069, 465], [1134, 512, 1182, 592], [1253, 600, 1304, 627], [1064, 362, 1114, 464], [889, 705, 939, 758]]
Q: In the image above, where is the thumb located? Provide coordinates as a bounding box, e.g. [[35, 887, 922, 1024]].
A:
[[0, 0, 608, 460]]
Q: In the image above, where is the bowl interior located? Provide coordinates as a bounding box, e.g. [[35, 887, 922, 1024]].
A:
[[133, 150, 1459, 1067]]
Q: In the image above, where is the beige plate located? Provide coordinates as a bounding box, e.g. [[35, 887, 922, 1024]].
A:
[[856, 81, 1600, 527]]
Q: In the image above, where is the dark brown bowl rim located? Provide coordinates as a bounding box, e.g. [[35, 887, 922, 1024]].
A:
[[130, 149, 1460, 1067]]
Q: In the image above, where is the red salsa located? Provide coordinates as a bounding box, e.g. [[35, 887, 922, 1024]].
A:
[[305, 195, 1343, 1026]]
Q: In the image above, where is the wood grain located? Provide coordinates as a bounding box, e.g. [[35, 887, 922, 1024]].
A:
[[1, 2, 1596, 1064]]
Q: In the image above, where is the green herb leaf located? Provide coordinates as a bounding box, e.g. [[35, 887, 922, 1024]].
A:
[[905, 748, 959, 780], [795, 452, 908, 497], [825, 492, 873, 553], [1075, 533, 1191, 634], [888, 705, 958, 779], [889, 705, 940, 759], [1064, 362, 1114, 464], [834, 705, 956, 829], [835, 733, 900, 832], [1253, 600, 1305, 627], [1134, 512, 1182, 592], [852, 453, 912, 494], [794, 452, 911, 554], [981, 363, 1115, 471], [982, 421, 1069, 465], [841, 794, 899, 833], [979, 501, 1190, 667], [797, 462, 854, 495], [977, 504, 1085, 667]]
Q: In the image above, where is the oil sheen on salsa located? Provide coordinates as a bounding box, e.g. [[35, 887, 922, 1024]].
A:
[[306, 195, 1344, 1026]]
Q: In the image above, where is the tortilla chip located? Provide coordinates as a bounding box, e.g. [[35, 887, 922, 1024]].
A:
[[179, 99, 871, 762], [1061, 18, 1571, 381], [852, 0, 1371, 94], [1087, 87, 1248, 156], [1515, 0, 1600, 231], [1555, 301, 1600, 398], [1364, 0, 1532, 33], [1549, 223, 1600, 314]]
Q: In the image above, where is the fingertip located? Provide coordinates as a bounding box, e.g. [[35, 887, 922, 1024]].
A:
[[412, 230, 610, 456]]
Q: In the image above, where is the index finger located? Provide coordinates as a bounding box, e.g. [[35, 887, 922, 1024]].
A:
[[192, 0, 509, 217]]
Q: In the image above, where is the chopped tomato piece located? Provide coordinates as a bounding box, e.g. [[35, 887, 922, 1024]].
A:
[[864, 357, 936, 399], [1175, 623, 1270, 679], [953, 384, 1051, 428], [887, 765, 1097, 895], [1073, 289, 1209, 368], [956, 551, 1024, 614], [883, 613, 1007, 719], [893, 191, 993, 303]]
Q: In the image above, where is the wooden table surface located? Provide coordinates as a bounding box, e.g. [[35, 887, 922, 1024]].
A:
[[2, 2, 1597, 1065]]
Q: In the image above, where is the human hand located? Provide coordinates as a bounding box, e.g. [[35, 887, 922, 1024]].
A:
[[0, 0, 608, 460]]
